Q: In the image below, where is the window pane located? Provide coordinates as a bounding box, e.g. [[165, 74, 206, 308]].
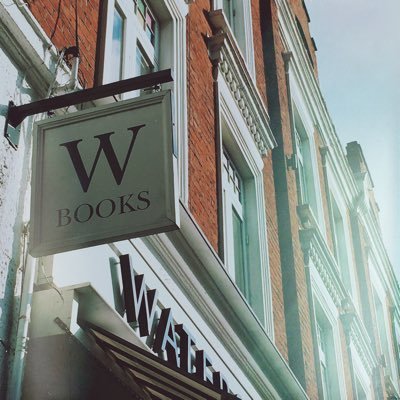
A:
[[136, 46, 152, 76], [111, 7, 124, 82], [223, 0, 234, 28], [233, 209, 246, 295], [137, 0, 145, 16]]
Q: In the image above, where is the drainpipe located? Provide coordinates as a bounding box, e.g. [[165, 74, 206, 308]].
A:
[[282, 52, 298, 173], [213, 60, 224, 261], [52, 47, 80, 95], [207, 28, 225, 261], [7, 239, 37, 400]]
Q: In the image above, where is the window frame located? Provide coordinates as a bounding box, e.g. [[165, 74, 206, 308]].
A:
[[370, 262, 398, 387], [293, 104, 322, 220], [213, 0, 255, 77], [101, 0, 160, 90], [288, 64, 326, 232], [310, 260, 347, 400], [218, 77, 273, 336], [324, 163, 360, 309], [96, 0, 189, 203]]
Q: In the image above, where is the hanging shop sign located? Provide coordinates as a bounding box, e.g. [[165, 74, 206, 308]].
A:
[[30, 91, 178, 256]]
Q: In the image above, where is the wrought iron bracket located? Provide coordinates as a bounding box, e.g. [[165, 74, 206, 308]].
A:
[[4, 69, 173, 149]]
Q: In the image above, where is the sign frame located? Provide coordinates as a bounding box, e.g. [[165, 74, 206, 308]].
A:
[[30, 90, 179, 256]]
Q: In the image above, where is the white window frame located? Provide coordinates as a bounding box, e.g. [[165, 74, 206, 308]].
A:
[[289, 68, 326, 235], [352, 344, 373, 400], [213, 0, 255, 77], [222, 149, 246, 290], [326, 182, 359, 308], [218, 76, 273, 336], [293, 104, 324, 222], [370, 260, 398, 389], [316, 319, 333, 400], [310, 260, 347, 399], [102, 0, 160, 87], [98, 0, 189, 204]]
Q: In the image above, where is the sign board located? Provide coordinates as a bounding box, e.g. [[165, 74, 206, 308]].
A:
[[30, 91, 179, 256]]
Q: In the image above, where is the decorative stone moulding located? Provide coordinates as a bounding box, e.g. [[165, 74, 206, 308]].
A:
[[349, 322, 376, 376], [297, 204, 376, 374], [207, 10, 276, 156]]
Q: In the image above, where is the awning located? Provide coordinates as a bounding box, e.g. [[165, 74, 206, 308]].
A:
[[80, 321, 239, 400]]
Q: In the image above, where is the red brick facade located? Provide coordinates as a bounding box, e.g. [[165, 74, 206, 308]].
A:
[[26, 0, 100, 88], [7, 1, 398, 399], [187, 0, 219, 251], [262, 0, 319, 397]]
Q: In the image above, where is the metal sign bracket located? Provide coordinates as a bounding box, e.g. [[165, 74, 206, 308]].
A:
[[4, 69, 173, 150]]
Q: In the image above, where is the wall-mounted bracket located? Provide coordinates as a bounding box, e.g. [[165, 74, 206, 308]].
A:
[[4, 101, 21, 150], [4, 69, 173, 150]]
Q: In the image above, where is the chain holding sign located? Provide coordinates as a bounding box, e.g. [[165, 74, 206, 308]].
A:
[[30, 91, 178, 256]]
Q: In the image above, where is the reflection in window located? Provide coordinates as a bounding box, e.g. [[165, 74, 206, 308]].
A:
[[222, 0, 247, 60], [136, 45, 152, 76], [316, 322, 332, 400], [111, 7, 124, 82]]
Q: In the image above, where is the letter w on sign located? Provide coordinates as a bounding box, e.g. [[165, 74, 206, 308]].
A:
[[60, 124, 145, 193]]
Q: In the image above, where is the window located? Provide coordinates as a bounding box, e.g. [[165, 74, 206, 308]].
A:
[[111, 6, 124, 82], [316, 321, 332, 400], [315, 314, 342, 400], [294, 109, 320, 222], [214, 0, 255, 75], [218, 111, 272, 332], [373, 289, 394, 378], [97, 0, 188, 201], [222, 0, 246, 53], [100, 0, 159, 91], [329, 195, 353, 295], [295, 127, 308, 204], [222, 149, 247, 296]]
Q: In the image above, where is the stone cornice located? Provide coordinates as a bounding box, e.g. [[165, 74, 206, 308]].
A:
[[207, 10, 276, 155]]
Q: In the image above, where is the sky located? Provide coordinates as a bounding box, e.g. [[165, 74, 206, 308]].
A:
[[304, 0, 400, 276]]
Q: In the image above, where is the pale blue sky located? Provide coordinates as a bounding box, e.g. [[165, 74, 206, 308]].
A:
[[305, 0, 400, 276]]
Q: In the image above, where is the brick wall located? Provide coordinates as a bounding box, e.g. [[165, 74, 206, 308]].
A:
[[26, 0, 100, 88], [251, 0, 268, 108], [263, 156, 288, 359], [262, 0, 319, 397], [289, 0, 318, 75], [186, 0, 219, 251], [338, 322, 355, 399]]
